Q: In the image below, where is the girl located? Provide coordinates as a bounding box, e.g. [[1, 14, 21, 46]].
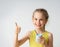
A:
[[14, 8, 53, 47]]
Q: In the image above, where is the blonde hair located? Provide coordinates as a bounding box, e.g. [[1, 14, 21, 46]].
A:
[[32, 8, 49, 20]]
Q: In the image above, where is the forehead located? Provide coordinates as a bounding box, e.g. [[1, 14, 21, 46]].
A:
[[33, 12, 45, 19]]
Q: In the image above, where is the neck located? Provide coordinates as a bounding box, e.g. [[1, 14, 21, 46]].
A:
[[35, 27, 45, 34]]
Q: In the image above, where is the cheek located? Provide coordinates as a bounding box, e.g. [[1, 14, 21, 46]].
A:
[[32, 19, 35, 24], [40, 21, 46, 25], [32, 20, 37, 26], [33, 20, 36, 24], [43, 21, 47, 25]]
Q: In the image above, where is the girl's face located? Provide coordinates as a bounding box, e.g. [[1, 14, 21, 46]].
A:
[[32, 12, 47, 29]]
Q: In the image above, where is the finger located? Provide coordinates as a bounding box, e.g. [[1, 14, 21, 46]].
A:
[[15, 22, 17, 26]]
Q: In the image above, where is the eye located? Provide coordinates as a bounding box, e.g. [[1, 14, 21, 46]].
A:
[[40, 19, 43, 21], [35, 18, 37, 21]]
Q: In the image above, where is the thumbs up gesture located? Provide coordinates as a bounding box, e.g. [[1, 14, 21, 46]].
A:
[[15, 22, 21, 34]]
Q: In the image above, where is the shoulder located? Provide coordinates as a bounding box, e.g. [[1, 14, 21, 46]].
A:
[[47, 32, 53, 47], [25, 30, 32, 39], [48, 32, 53, 41], [46, 30, 53, 37], [48, 32, 53, 37], [45, 30, 53, 39]]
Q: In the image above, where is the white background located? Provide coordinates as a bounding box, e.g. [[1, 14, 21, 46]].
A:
[[0, 0, 60, 47]]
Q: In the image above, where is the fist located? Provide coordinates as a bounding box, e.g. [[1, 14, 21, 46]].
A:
[[15, 22, 21, 34], [36, 34, 45, 44]]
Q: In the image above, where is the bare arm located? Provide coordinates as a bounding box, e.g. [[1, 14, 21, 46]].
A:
[[14, 23, 30, 47], [14, 23, 21, 47], [14, 32, 19, 47], [47, 33, 53, 47], [18, 32, 30, 46], [14, 32, 30, 47]]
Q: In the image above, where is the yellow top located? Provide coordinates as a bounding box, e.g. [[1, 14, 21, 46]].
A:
[[29, 30, 49, 47]]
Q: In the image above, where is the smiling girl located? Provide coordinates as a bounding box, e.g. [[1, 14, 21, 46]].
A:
[[14, 8, 53, 47]]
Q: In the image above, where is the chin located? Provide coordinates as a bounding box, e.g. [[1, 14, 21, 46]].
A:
[[35, 26, 41, 29]]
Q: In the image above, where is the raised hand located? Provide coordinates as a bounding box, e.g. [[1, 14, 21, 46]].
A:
[[15, 22, 21, 34]]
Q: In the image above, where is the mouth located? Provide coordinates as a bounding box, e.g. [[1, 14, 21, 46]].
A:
[[36, 24, 41, 27]]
